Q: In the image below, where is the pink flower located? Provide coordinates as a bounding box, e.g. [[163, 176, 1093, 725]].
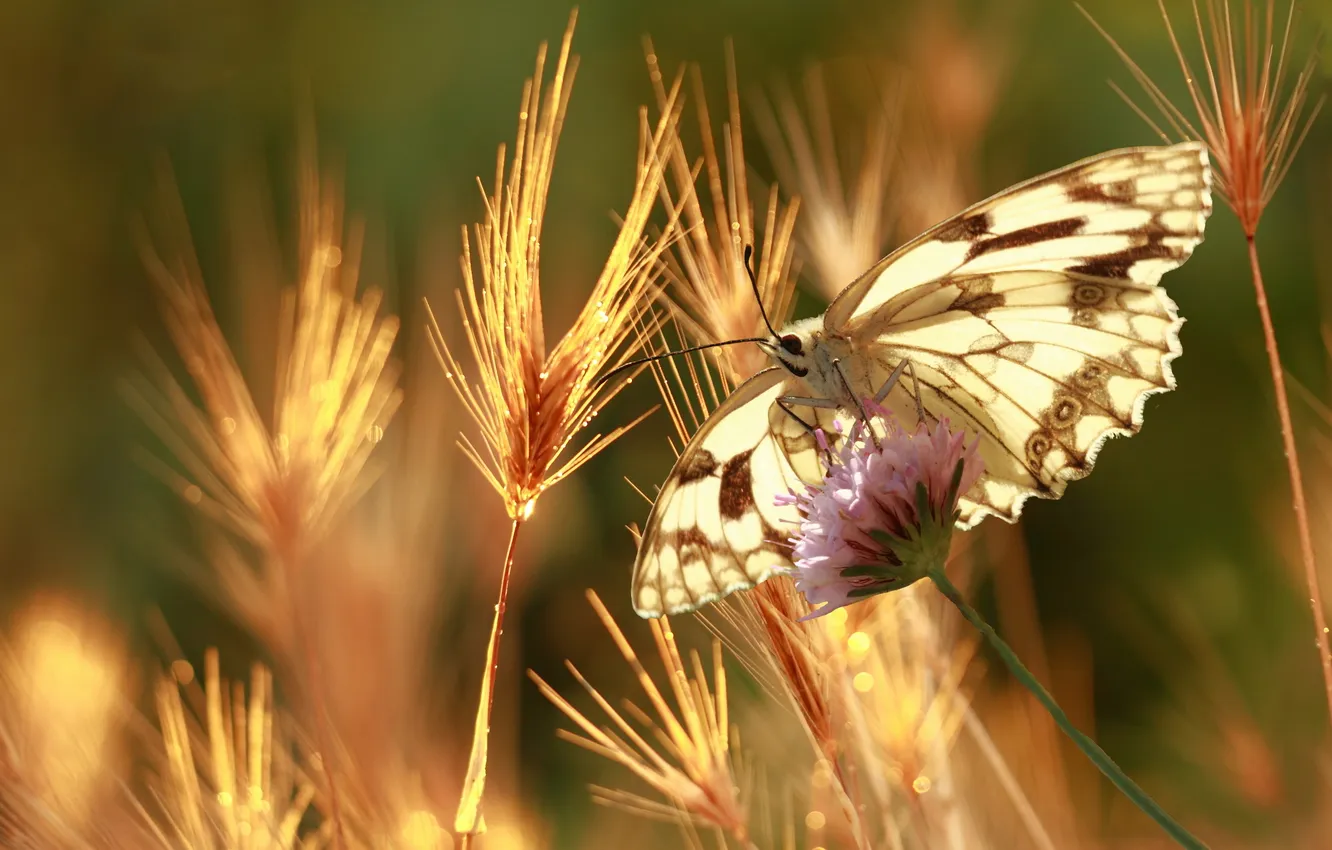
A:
[[777, 409, 983, 619]]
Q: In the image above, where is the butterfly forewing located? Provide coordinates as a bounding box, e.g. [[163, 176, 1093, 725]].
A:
[[826, 143, 1210, 329]]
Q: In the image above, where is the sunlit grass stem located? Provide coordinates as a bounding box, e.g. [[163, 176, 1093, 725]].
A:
[[453, 519, 523, 836], [531, 591, 752, 842], [1081, 0, 1330, 726], [436, 12, 681, 833], [290, 576, 346, 849], [1245, 236, 1332, 716]]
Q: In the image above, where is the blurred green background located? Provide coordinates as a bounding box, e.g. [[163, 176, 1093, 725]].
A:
[[4, 0, 1332, 846]]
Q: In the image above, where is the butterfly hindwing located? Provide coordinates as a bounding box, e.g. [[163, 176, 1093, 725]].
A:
[[632, 368, 832, 618], [856, 270, 1183, 524]]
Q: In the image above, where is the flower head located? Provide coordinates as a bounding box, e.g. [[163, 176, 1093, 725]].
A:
[[780, 411, 983, 619]]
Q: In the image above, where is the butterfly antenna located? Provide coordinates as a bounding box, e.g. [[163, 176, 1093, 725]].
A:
[[743, 244, 781, 339], [594, 337, 770, 390]]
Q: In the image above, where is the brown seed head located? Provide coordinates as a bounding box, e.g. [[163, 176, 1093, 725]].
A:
[[428, 12, 682, 520], [1084, 0, 1324, 237]]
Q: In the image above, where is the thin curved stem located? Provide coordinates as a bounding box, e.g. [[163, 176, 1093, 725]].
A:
[[455, 518, 525, 836], [927, 566, 1208, 850], [279, 538, 345, 849], [1246, 235, 1332, 722], [298, 615, 345, 849]]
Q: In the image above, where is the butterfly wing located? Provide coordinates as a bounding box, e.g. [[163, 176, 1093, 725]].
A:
[[631, 367, 832, 618], [831, 143, 1211, 527], [827, 143, 1210, 328]]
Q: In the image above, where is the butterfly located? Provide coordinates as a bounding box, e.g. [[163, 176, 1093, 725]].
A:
[[632, 142, 1212, 618]]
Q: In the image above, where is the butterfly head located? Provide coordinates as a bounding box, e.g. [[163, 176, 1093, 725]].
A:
[[759, 317, 823, 379]]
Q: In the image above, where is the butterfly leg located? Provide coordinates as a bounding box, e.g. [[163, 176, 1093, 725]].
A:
[[775, 396, 838, 435], [777, 395, 840, 466], [903, 360, 926, 423], [829, 359, 883, 448], [872, 359, 908, 405], [872, 358, 926, 424]]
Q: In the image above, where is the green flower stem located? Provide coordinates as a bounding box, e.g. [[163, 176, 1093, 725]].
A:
[[925, 565, 1208, 850]]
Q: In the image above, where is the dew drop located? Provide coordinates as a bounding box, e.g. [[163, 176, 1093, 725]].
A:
[[171, 659, 194, 684]]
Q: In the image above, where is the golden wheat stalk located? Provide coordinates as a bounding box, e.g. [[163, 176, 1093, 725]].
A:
[[135, 650, 314, 848], [134, 167, 402, 567], [298, 334, 458, 847], [425, 11, 684, 836], [130, 137, 402, 664], [130, 123, 403, 847], [531, 590, 753, 845], [644, 40, 800, 384], [750, 63, 900, 302], [427, 14, 681, 523]]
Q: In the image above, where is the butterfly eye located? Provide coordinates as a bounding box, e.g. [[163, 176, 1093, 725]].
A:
[[779, 334, 804, 356]]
